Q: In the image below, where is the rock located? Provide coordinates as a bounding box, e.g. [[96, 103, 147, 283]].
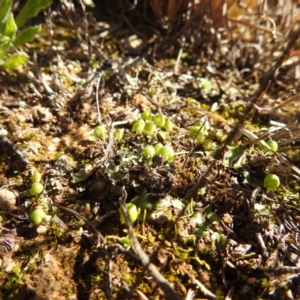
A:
[[0, 189, 16, 211]]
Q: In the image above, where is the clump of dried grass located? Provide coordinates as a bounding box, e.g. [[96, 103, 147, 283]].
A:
[[146, 0, 299, 46]]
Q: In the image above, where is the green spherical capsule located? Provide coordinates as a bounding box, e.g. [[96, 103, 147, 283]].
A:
[[266, 140, 278, 152], [154, 143, 163, 154], [196, 132, 205, 143], [132, 119, 145, 134], [143, 121, 156, 135], [143, 146, 155, 158], [30, 182, 44, 196], [31, 171, 42, 183], [30, 207, 47, 225], [257, 143, 267, 152], [157, 145, 175, 162], [118, 203, 138, 224], [141, 111, 152, 121], [264, 174, 280, 191], [258, 140, 278, 153], [153, 114, 166, 127], [189, 126, 205, 143], [94, 125, 108, 139], [189, 126, 201, 138], [164, 119, 174, 132], [114, 128, 124, 141]]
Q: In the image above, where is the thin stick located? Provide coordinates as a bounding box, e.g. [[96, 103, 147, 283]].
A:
[[251, 92, 300, 114], [52, 203, 105, 243], [95, 73, 103, 124], [228, 16, 282, 38], [200, 110, 300, 177], [117, 186, 182, 300], [260, 0, 277, 39], [0, 126, 30, 168], [174, 47, 183, 75], [214, 24, 300, 159]]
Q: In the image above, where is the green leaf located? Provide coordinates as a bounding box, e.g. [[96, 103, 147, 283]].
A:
[[118, 203, 138, 225], [0, 12, 17, 38], [13, 24, 41, 46], [206, 212, 220, 224], [1, 51, 28, 69], [211, 232, 227, 251], [71, 165, 94, 183], [118, 236, 131, 247], [0, 0, 12, 24], [194, 227, 207, 238], [15, 0, 52, 28]]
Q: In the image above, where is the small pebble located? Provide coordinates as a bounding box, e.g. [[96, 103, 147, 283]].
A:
[[36, 225, 48, 235], [0, 189, 16, 211]]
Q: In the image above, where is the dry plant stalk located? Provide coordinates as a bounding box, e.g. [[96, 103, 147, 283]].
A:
[[149, 0, 189, 21], [148, 0, 259, 27], [149, 0, 224, 26], [117, 186, 182, 300], [149, 0, 298, 30]]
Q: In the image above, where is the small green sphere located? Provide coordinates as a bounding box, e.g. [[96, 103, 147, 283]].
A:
[[258, 140, 278, 153], [118, 203, 138, 224], [30, 207, 47, 225], [157, 145, 175, 162], [188, 126, 201, 138], [141, 111, 152, 121], [188, 125, 205, 142], [143, 146, 155, 158], [132, 119, 145, 134], [30, 182, 44, 196], [264, 174, 280, 191], [143, 121, 156, 135], [153, 114, 166, 127], [31, 171, 42, 183], [164, 119, 174, 132], [94, 125, 108, 139], [266, 140, 278, 152], [154, 143, 163, 154], [114, 128, 124, 141]]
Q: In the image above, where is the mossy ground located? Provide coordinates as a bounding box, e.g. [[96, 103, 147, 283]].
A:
[[0, 1, 300, 300]]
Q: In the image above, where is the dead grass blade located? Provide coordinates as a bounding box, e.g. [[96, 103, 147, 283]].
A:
[[214, 23, 300, 158]]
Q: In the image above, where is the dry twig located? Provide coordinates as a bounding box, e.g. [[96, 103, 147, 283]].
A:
[[214, 23, 300, 158], [117, 185, 182, 300]]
